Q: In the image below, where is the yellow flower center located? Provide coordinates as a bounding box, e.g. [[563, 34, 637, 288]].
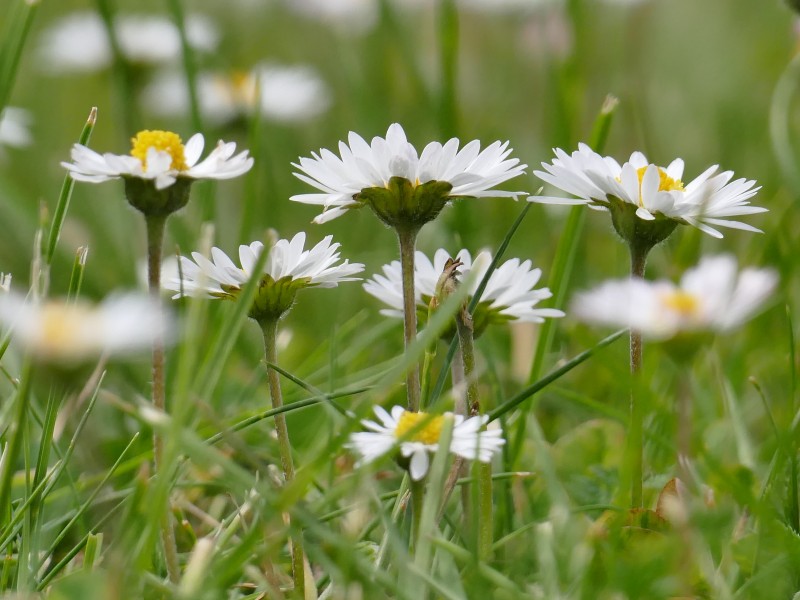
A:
[[229, 70, 257, 106], [662, 291, 700, 317], [40, 304, 84, 352], [636, 166, 685, 193], [130, 130, 188, 172], [395, 411, 444, 445]]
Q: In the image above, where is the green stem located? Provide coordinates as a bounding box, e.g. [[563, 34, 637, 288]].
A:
[[629, 243, 648, 509], [95, 0, 140, 135], [455, 306, 492, 559], [677, 374, 691, 485], [447, 348, 469, 524], [410, 477, 425, 551], [397, 227, 422, 412], [477, 462, 493, 560], [145, 214, 180, 584], [260, 318, 306, 598], [0, 359, 31, 525], [451, 347, 466, 416]]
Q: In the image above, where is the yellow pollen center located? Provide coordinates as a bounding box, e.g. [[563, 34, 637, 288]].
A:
[[40, 305, 83, 350], [636, 166, 685, 193], [662, 291, 700, 316], [130, 130, 188, 172], [395, 411, 444, 445]]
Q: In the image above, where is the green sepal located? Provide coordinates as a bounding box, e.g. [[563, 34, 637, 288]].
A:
[[123, 176, 193, 217], [356, 176, 454, 230], [661, 331, 714, 365], [249, 275, 311, 322], [607, 196, 680, 256]]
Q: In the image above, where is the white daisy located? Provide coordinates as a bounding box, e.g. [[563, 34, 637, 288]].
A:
[[0, 293, 170, 364], [143, 63, 331, 125], [457, 0, 557, 15], [37, 11, 218, 73], [0, 108, 32, 149], [363, 248, 564, 335], [347, 405, 505, 480], [62, 129, 254, 191], [284, 0, 379, 34], [164, 232, 364, 319], [571, 254, 777, 339], [531, 143, 766, 239], [291, 123, 527, 224]]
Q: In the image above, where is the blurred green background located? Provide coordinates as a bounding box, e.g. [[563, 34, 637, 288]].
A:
[[1, 1, 799, 595]]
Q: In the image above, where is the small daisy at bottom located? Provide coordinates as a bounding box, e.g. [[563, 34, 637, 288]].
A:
[[347, 405, 505, 481]]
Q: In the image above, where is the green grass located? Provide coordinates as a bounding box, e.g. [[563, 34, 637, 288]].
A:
[[0, 0, 798, 597]]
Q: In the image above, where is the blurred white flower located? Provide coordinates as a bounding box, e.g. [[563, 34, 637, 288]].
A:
[[0, 293, 170, 364], [531, 144, 766, 239], [571, 255, 777, 338], [62, 130, 253, 190], [165, 232, 364, 319], [291, 123, 527, 224], [364, 248, 563, 335], [0, 273, 11, 293], [598, 0, 652, 5], [0, 108, 32, 149], [256, 64, 331, 122], [142, 63, 331, 125], [347, 405, 505, 480], [284, 0, 378, 34], [457, 0, 557, 15], [38, 11, 218, 73]]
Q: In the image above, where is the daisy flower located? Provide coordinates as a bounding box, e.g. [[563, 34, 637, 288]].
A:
[[0, 108, 32, 150], [63, 130, 253, 192], [37, 11, 218, 73], [363, 248, 564, 336], [531, 143, 765, 239], [143, 63, 331, 125], [457, 0, 556, 15], [0, 293, 170, 364], [571, 254, 777, 339], [285, 0, 379, 34], [164, 232, 364, 320], [291, 123, 527, 226], [347, 405, 505, 480]]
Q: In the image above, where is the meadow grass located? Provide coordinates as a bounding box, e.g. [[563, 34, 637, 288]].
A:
[[0, 0, 797, 598]]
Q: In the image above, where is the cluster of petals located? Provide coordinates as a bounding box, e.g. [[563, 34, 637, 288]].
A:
[[0, 293, 169, 364], [62, 133, 254, 191], [164, 232, 364, 299], [0, 108, 32, 149], [38, 11, 218, 73], [531, 143, 765, 238], [142, 63, 331, 125], [347, 405, 505, 481], [291, 123, 527, 223], [363, 248, 564, 323], [571, 255, 777, 339]]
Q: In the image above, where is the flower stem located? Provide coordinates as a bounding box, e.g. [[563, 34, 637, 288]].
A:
[[628, 243, 648, 509], [260, 317, 307, 598], [397, 227, 422, 412], [410, 477, 425, 551], [455, 305, 492, 559], [145, 214, 180, 584]]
